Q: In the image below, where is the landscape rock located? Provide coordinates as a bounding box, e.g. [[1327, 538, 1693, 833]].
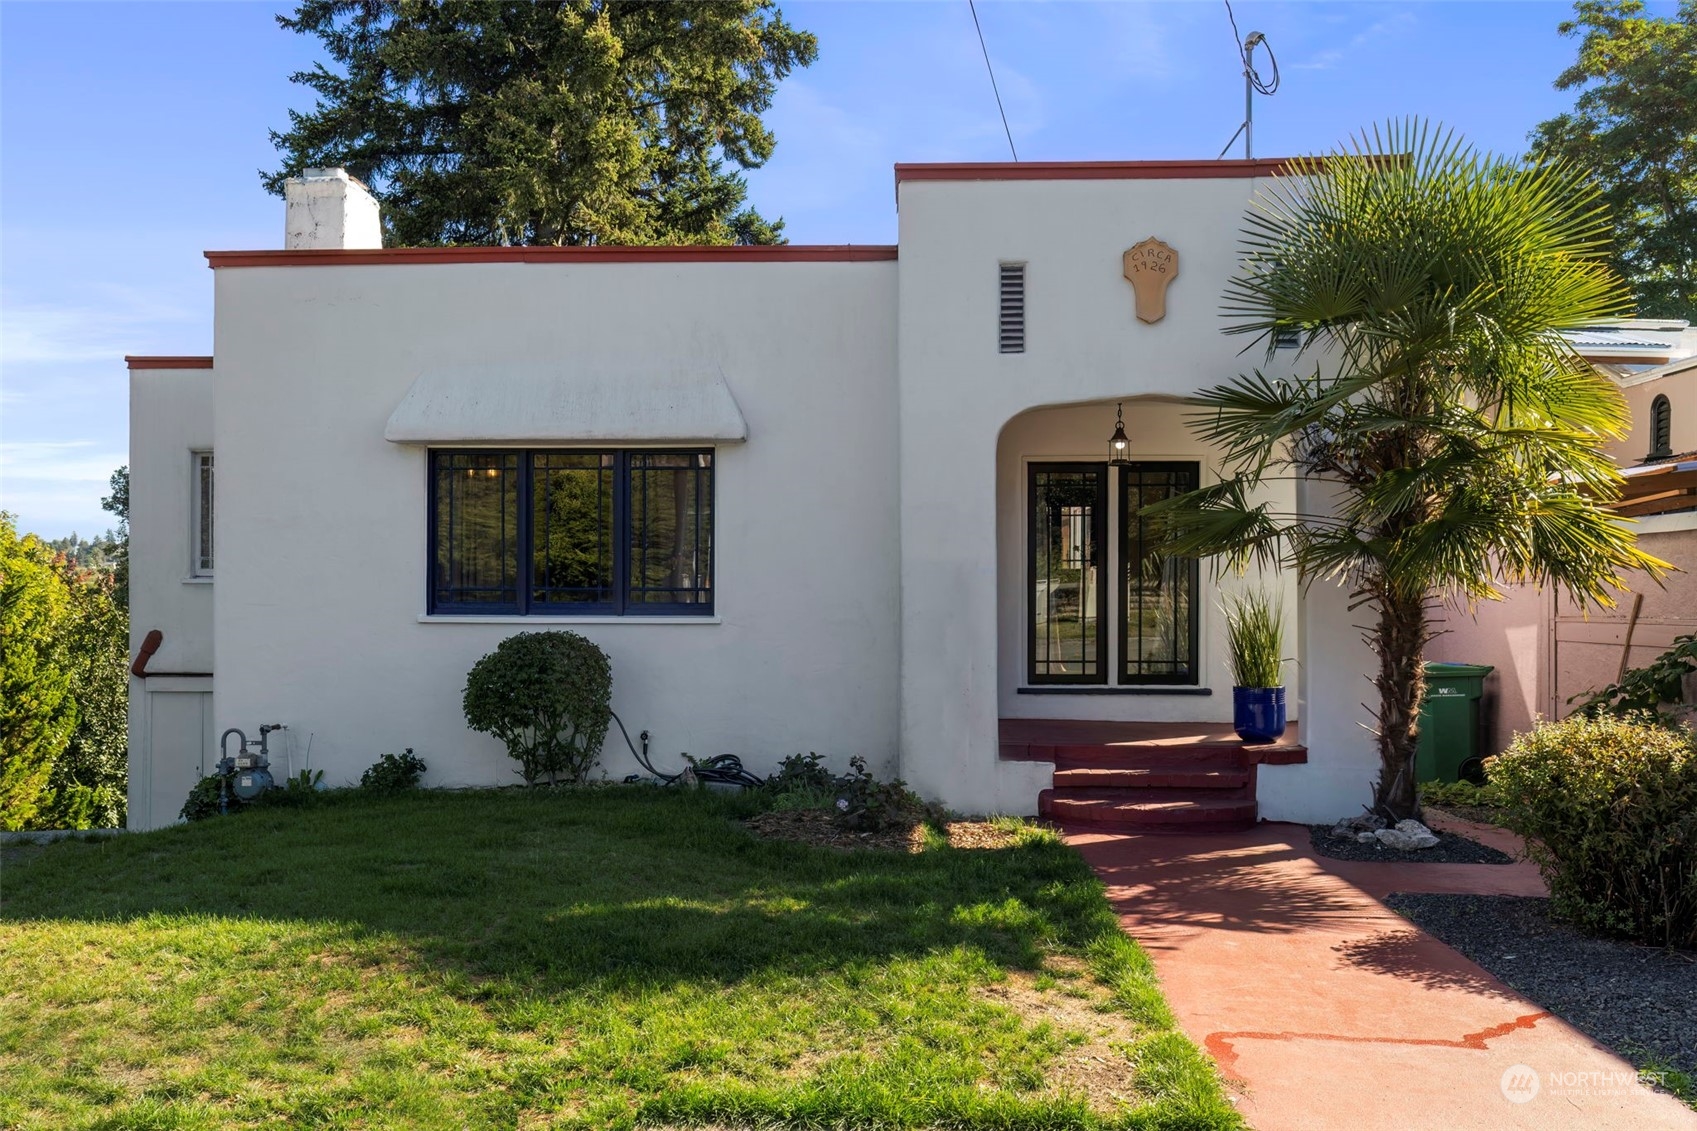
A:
[[1375, 820, 1441, 851]]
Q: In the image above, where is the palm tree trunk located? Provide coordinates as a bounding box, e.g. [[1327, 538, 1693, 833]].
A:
[[1371, 588, 1429, 822]]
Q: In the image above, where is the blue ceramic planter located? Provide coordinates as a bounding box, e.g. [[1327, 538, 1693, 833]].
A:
[[1233, 686, 1287, 745]]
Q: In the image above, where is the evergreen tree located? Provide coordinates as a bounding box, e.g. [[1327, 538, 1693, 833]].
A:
[[41, 563, 129, 830], [264, 1, 817, 247], [102, 466, 129, 610], [0, 515, 77, 830], [1532, 1, 1697, 319]]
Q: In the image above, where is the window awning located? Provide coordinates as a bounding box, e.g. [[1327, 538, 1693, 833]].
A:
[[383, 363, 748, 445]]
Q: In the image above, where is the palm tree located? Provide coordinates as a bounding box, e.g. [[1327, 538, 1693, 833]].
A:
[[1147, 120, 1669, 822]]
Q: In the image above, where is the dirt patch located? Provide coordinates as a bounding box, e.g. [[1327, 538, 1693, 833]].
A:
[[978, 963, 1145, 1111], [743, 809, 1024, 853]]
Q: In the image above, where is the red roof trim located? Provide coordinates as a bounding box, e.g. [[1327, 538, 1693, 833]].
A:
[[204, 244, 898, 269], [125, 355, 213, 370], [894, 158, 1309, 185]]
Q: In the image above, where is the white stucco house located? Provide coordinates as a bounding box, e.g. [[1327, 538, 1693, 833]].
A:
[[125, 159, 1384, 832]]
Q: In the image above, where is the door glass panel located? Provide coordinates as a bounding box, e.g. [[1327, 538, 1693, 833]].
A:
[[1121, 462, 1200, 684], [1030, 465, 1105, 682]]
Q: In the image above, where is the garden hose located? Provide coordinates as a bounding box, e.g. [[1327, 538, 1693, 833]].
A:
[[611, 710, 765, 789]]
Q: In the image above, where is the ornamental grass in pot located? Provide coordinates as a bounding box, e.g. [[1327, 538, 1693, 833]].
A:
[[1225, 589, 1287, 744]]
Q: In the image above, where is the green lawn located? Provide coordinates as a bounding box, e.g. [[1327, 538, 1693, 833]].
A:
[[0, 787, 1239, 1130]]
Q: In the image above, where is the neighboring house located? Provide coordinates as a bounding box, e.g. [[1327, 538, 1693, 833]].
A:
[[1427, 329, 1697, 754], [125, 160, 1394, 832]]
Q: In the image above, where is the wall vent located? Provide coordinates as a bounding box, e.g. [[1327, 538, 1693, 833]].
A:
[[999, 263, 1026, 353]]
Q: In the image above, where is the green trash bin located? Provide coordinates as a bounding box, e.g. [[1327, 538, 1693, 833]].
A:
[[1416, 662, 1494, 783]]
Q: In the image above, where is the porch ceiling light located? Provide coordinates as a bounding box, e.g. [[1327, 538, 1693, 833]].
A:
[[1108, 403, 1132, 466]]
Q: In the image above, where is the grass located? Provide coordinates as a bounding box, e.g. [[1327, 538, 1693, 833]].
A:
[[0, 787, 1240, 1130], [1635, 1052, 1697, 1111]]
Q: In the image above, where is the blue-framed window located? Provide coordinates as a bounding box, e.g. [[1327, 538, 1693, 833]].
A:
[[429, 449, 713, 616]]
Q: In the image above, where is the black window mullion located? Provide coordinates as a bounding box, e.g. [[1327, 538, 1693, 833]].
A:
[[614, 451, 630, 616], [517, 453, 531, 615]]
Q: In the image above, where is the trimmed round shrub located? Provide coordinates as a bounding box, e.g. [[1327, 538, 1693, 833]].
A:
[[463, 631, 612, 785], [1487, 713, 1697, 948], [360, 749, 427, 793]]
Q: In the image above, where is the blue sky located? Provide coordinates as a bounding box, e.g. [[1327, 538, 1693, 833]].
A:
[[0, 0, 1644, 537]]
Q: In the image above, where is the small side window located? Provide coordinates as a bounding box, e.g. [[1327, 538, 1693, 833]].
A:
[[192, 450, 214, 576], [1650, 394, 1673, 460]]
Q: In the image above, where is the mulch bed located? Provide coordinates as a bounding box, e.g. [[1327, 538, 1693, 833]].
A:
[[1387, 893, 1697, 1087], [743, 808, 1022, 853], [1308, 824, 1514, 864]]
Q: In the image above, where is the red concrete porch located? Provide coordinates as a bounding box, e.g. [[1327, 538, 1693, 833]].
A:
[[1001, 718, 1306, 834]]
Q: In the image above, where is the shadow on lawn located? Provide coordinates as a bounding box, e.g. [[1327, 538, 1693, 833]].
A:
[[1, 788, 1109, 993]]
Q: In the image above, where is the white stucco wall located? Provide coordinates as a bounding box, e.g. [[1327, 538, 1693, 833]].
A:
[[209, 259, 900, 792], [126, 365, 216, 829], [894, 174, 1373, 818]]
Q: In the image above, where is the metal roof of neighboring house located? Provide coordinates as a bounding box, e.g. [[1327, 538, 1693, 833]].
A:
[[1566, 329, 1679, 350]]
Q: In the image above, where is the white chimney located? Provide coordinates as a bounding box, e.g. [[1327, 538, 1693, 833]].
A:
[[284, 167, 383, 250]]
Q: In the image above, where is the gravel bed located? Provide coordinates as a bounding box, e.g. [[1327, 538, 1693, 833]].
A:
[[1387, 893, 1697, 1086], [1308, 824, 1513, 864]]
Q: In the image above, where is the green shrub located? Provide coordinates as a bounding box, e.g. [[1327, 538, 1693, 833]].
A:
[[1572, 631, 1697, 722], [1487, 713, 1697, 948], [762, 752, 835, 797], [1419, 778, 1503, 811], [361, 749, 427, 793], [180, 773, 244, 822], [834, 756, 945, 833], [462, 631, 612, 785]]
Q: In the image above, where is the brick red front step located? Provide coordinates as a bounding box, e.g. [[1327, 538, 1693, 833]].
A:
[[1051, 766, 1252, 791], [1039, 787, 1258, 832], [1004, 719, 1305, 834]]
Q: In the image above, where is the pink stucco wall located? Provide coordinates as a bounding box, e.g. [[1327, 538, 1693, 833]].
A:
[[1428, 523, 1697, 754]]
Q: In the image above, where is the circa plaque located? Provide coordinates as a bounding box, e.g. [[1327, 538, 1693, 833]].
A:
[[1122, 238, 1179, 324]]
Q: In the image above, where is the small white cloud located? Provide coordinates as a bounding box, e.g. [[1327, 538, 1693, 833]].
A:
[[1, 439, 126, 486], [0, 285, 196, 366], [0, 440, 127, 538], [1292, 10, 1417, 72]]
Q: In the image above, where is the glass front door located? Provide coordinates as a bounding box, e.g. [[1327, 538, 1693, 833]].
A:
[[1120, 462, 1200, 684], [1028, 464, 1107, 683], [1026, 460, 1199, 686]]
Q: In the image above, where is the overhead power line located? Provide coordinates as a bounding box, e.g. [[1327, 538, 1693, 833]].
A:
[[968, 0, 1018, 162]]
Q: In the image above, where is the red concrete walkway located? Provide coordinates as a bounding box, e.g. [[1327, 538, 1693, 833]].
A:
[[1068, 816, 1697, 1130]]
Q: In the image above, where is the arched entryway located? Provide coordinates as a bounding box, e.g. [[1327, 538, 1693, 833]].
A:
[[992, 396, 1306, 830]]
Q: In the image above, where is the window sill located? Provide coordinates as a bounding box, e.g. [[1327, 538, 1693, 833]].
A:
[[418, 614, 720, 625], [181, 576, 214, 585], [1017, 686, 1212, 696]]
